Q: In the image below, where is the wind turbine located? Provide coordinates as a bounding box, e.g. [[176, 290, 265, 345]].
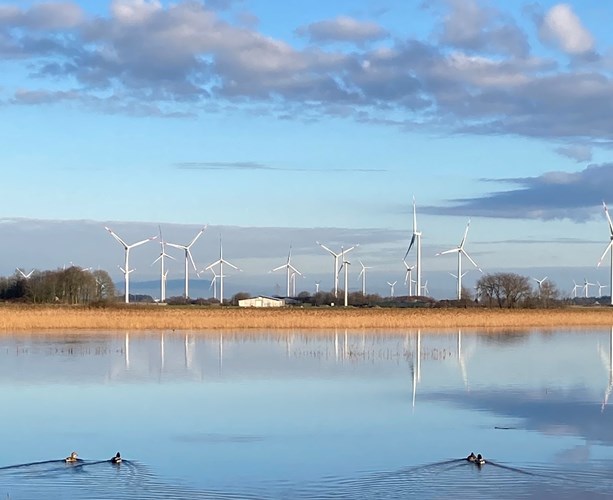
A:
[[339, 250, 351, 306], [167, 226, 206, 299], [403, 261, 415, 297], [16, 268, 34, 279], [315, 281, 321, 294], [404, 197, 422, 296], [598, 202, 613, 306], [105, 226, 157, 304], [572, 280, 581, 298], [208, 268, 225, 300], [436, 219, 482, 300], [533, 276, 547, 298], [387, 280, 397, 298], [584, 278, 595, 298], [317, 241, 358, 297], [357, 260, 371, 296], [598, 281, 608, 298], [422, 280, 430, 296], [270, 245, 303, 297], [205, 236, 241, 304], [152, 226, 175, 302]]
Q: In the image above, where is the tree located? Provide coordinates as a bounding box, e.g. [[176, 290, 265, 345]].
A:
[[476, 273, 532, 308]]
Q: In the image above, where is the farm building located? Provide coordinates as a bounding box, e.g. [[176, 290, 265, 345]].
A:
[[238, 296, 286, 308]]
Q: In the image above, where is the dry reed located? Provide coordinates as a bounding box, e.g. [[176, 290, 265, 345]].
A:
[[1, 304, 613, 331]]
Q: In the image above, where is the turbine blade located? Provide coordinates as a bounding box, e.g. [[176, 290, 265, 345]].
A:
[[597, 242, 613, 267], [404, 234, 416, 260], [462, 249, 482, 272], [187, 249, 197, 271], [105, 227, 128, 248], [459, 219, 471, 249], [436, 248, 459, 256], [188, 226, 207, 248], [129, 236, 156, 249], [604, 202, 613, 235]]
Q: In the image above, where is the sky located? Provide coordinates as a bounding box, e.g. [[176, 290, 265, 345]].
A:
[[2, 0, 613, 299]]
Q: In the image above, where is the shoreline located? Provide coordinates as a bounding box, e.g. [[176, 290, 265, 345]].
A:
[[1, 305, 613, 331]]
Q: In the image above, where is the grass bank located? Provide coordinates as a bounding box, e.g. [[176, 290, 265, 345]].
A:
[[1, 304, 613, 331]]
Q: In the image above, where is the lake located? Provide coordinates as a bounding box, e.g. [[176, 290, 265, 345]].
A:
[[1, 328, 613, 499]]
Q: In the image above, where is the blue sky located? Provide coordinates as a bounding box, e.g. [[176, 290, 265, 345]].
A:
[[2, 0, 613, 299]]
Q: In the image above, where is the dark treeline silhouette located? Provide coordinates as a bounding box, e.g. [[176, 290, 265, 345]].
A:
[[0, 267, 115, 304]]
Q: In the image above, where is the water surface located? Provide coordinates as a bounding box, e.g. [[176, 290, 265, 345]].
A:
[[1, 328, 613, 498]]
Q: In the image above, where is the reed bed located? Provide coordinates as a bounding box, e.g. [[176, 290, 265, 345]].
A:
[[1, 305, 613, 331]]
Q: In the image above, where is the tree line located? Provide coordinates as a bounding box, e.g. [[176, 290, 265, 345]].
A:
[[0, 267, 116, 304]]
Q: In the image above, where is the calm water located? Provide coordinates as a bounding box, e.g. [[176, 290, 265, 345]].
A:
[[1, 328, 613, 499]]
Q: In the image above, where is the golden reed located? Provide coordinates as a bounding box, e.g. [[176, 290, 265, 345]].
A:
[[2, 304, 613, 331]]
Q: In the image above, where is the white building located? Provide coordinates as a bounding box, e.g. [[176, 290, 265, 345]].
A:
[[238, 296, 286, 308]]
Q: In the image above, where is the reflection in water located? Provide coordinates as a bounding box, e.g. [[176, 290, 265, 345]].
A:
[[2, 328, 613, 499]]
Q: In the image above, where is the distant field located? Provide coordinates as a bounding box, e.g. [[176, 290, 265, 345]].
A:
[[1, 304, 613, 331]]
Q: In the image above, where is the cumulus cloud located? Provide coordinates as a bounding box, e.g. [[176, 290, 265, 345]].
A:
[[296, 16, 387, 44], [0, 1, 611, 144], [423, 163, 613, 221], [540, 4, 595, 55]]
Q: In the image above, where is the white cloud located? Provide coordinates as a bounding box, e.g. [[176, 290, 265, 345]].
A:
[[540, 4, 594, 55], [111, 0, 162, 25]]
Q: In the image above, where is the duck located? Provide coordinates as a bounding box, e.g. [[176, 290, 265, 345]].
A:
[[110, 452, 122, 464], [476, 453, 486, 466], [65, 451, 78, 463], [466, 452, 477, 463]]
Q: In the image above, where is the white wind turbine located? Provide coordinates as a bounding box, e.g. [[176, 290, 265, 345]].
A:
[[105, 226, 156, 304], [598, 202, 613, 306], [317, 241, 358, 297], [436, 219, 482, 300], [387, 280, 397, 298], [404, 197, 422, 296], [270, 245, 303, 297], [152, 227, 175, 302], [403, 261, 415, 296], [598, 281, 608, 298], [339, 250, 351, 306], [572, 280, 581, 298], [208, 268, 225, 300], [357, 260, 371, 296], [421, 280, 430, 296], [533, 276, 547, 298], [205, 236, 241, 305], [167, 227, 206, 299], [315, 281, 321, 294], [16, 268, 34, 279], [583, 278, 595, 298]]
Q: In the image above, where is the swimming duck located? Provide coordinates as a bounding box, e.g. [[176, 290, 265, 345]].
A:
[[466, 452, 477, 462], [65, 451, 78, 463], [476, 453, 486, 466], [111, 452, 122, 464]]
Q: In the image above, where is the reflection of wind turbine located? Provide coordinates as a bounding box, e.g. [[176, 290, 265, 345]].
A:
[[105, 227, 156, 303], [167, 227, 206, 299], [387, 281, 397, 298], [205, 236, 241, 304], [436, 219, 482, 300], [457, 329, 472, 390], [357, 260, 371, 296], [152, 227, 175, 302], [601, 327, 613, 413], [124, 332, 130, 370], [317, 241, 357, 297], [411, 330, 422, 409], [405, 197, 422, 296], [270, 245, 303, 297], [533, 276, 547, 298], [16, 268, 34, 279], [597, 202, 613, 306]]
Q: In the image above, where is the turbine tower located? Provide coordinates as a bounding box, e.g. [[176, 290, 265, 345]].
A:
[[404, 197, 422, 296], [167, 226, 206, 299], [387, 280, 397, 298], [317, 241, 358, 297], [357, 260, 371, 296], [105, 226, 156, 304], [205, 236, 241, 305], [436, 219, 482, 300], [270, 245, 303, 297], [598, 202, 613, 306], [152, 226, 175, 302]]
